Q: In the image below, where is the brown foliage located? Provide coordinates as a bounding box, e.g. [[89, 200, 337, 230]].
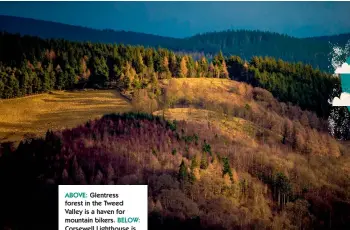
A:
[[45, 49, 56, 61], [1, 76, 349, 229], [132, 89, 159, 114]]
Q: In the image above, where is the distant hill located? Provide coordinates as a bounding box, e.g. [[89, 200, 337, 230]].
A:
[[179, 30, 331, 70], [305, 33, 350, 46], [0, 15, 179, 47], [1, 15, 350, 71]]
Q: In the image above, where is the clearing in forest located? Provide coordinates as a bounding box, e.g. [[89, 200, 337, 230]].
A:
[[0, 89, 132, 143]]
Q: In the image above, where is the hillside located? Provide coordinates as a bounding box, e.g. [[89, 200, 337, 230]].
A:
[[1, 15, 350, 71], [1, 78, 350, 230], [1, 31, 348, 140], [154, 78, 336, 155]]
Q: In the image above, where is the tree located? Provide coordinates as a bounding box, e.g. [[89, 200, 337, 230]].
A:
[[220, 60, 229, 78], [286, 199, 313, 230], [274, 172, 292, 209], [222, 157, 233, 181], [119, 62, 136, 91], [213, 51, 224, 67], [291, 125, 305, 151], [300, 113, 309, 127], [190, 156, 199, 170], [169, 53, 177, 76], [7, 74, 20, 98], [40, 71, 51, 92], [0, 78, 5, 98], [71, 156, 86, 185], [92, 56, 109, 85], [179, 56, 188, 78], [144, 50, 154, 72], [199, 57, 208, 77], [55, 69, 66, 90], [159, 56, 171, 79], [78, 57, 90, 82], [213, 65, 220, 78], [208, 62, 215, 78], [200, 153, 208, 170], [186, 55, 195, 77], [189, 156, 198, 183], [227, 55, 244, 80], [282, 119, 292, 145], [202, 141, 212, 156], [178, 160, 188, 181], [150, 72, 161, 96], [134, 51, 145, 74], [65, 65, 77, 88]]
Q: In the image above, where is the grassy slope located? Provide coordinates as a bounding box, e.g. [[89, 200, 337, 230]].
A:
[[157, 79, 294, 143], [0, 89, 132, 143], [0, 77, 345, 155], [154, 108, 260, 147]]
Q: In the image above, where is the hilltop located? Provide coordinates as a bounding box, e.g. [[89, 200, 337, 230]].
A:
[[1, 15, 350, 71], [0, 15, 179, 48]]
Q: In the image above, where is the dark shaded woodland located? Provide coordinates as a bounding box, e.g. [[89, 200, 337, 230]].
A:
[[0, 112, 349, 230]]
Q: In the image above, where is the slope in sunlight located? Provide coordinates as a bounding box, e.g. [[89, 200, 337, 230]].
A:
[[0, 89, 131, 143]]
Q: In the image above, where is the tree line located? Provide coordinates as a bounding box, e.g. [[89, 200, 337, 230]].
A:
[[2, 16, 347, 72], [226, 55, 341, 118], [180, 30, 335, 72], [0, 31, 229, 98]]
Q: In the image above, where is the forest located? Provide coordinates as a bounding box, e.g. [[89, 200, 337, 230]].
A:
[[0, 29, 350, 230], [0, 109, 349, 230], [2, 15, 350, 72], [0, 31, 348, 140], [179, 30, 334, 71]]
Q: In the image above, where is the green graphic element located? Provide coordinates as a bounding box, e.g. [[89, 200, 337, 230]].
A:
[[117, 217, 140, 223]]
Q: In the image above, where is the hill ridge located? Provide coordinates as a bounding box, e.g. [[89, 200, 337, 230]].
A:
[[0, 14, 178, 39], [2, 14, 350, 40], [2, 14, 350, 72]]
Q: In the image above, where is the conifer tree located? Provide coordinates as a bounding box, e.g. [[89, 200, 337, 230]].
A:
[[222, 157, 233, 181], [200, 153, 208, 170], [178, 159, 187, 181]]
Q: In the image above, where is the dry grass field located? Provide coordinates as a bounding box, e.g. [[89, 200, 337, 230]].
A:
[[153, 108, 263, 148], [0, 78, 249, 144], [153, 108, 255, 136], [0, 89, 132, 143], [160, 78, 253, 107]]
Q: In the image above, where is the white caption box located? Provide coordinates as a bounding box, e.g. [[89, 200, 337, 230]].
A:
[[59, 185, 148, 230]]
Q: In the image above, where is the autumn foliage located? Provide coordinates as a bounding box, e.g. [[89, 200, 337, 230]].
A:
[[0, 110, 349, 229]]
